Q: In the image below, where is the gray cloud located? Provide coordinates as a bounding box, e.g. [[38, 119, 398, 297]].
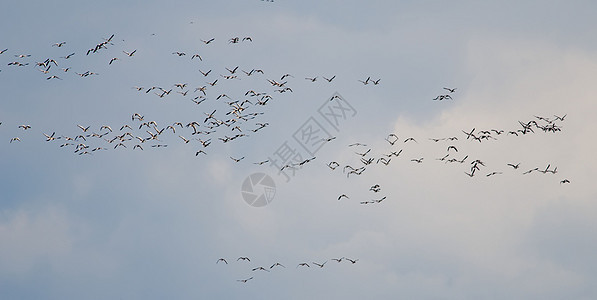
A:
[[1, 1, 596, 299]]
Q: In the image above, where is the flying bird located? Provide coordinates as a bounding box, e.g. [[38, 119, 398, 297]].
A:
[[370, 184, 381, 192], [463, 128, 476, 139], [507, 163, 520, 169], [61, 53, 75, 59], [270, 262, 285, 269], [373, 196, 386, 203], [43, 132, 57, 141], [179, 135, 190, 143], [447, 145, 458, 152], [355, 149, 371, 157], [323, 75, 336, 82], [345, 258, 359, 264], [230, 156, 245, 162], [123, 49, 136, 56], [358, 77, 370, 85], [328, 161, 340, 170], [198, 70, 212, 78], [385, 133, 399, 145], [225, 66, 239, 74], [201, 38, 215, 44], [348, 143, 367, 147]]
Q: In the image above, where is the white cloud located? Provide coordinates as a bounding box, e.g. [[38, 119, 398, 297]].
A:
[[2, 1, 597, 299], [0, 206, 72, 276]]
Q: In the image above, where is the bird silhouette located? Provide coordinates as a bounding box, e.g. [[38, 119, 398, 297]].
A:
[[338, 194, 349, 201]]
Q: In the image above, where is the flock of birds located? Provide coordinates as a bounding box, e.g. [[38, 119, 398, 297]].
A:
[[215, 256, 359, 283], [1, 28, 571, 285], [433, 87, 457, 101], [1, 34, 570, 189], [0, 33, 383, 161], [322, 113, 570, 205]]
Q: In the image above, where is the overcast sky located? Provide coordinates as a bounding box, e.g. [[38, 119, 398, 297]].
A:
[[1, 1, 596, 299]]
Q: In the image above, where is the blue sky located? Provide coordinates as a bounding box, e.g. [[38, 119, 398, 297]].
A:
[[1, 1, 597, 299]]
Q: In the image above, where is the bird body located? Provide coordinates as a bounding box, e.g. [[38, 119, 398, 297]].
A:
[[338, 194, 349, 201]]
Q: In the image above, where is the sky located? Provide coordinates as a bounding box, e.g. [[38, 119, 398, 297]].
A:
[[1, 0, 596, 299]]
